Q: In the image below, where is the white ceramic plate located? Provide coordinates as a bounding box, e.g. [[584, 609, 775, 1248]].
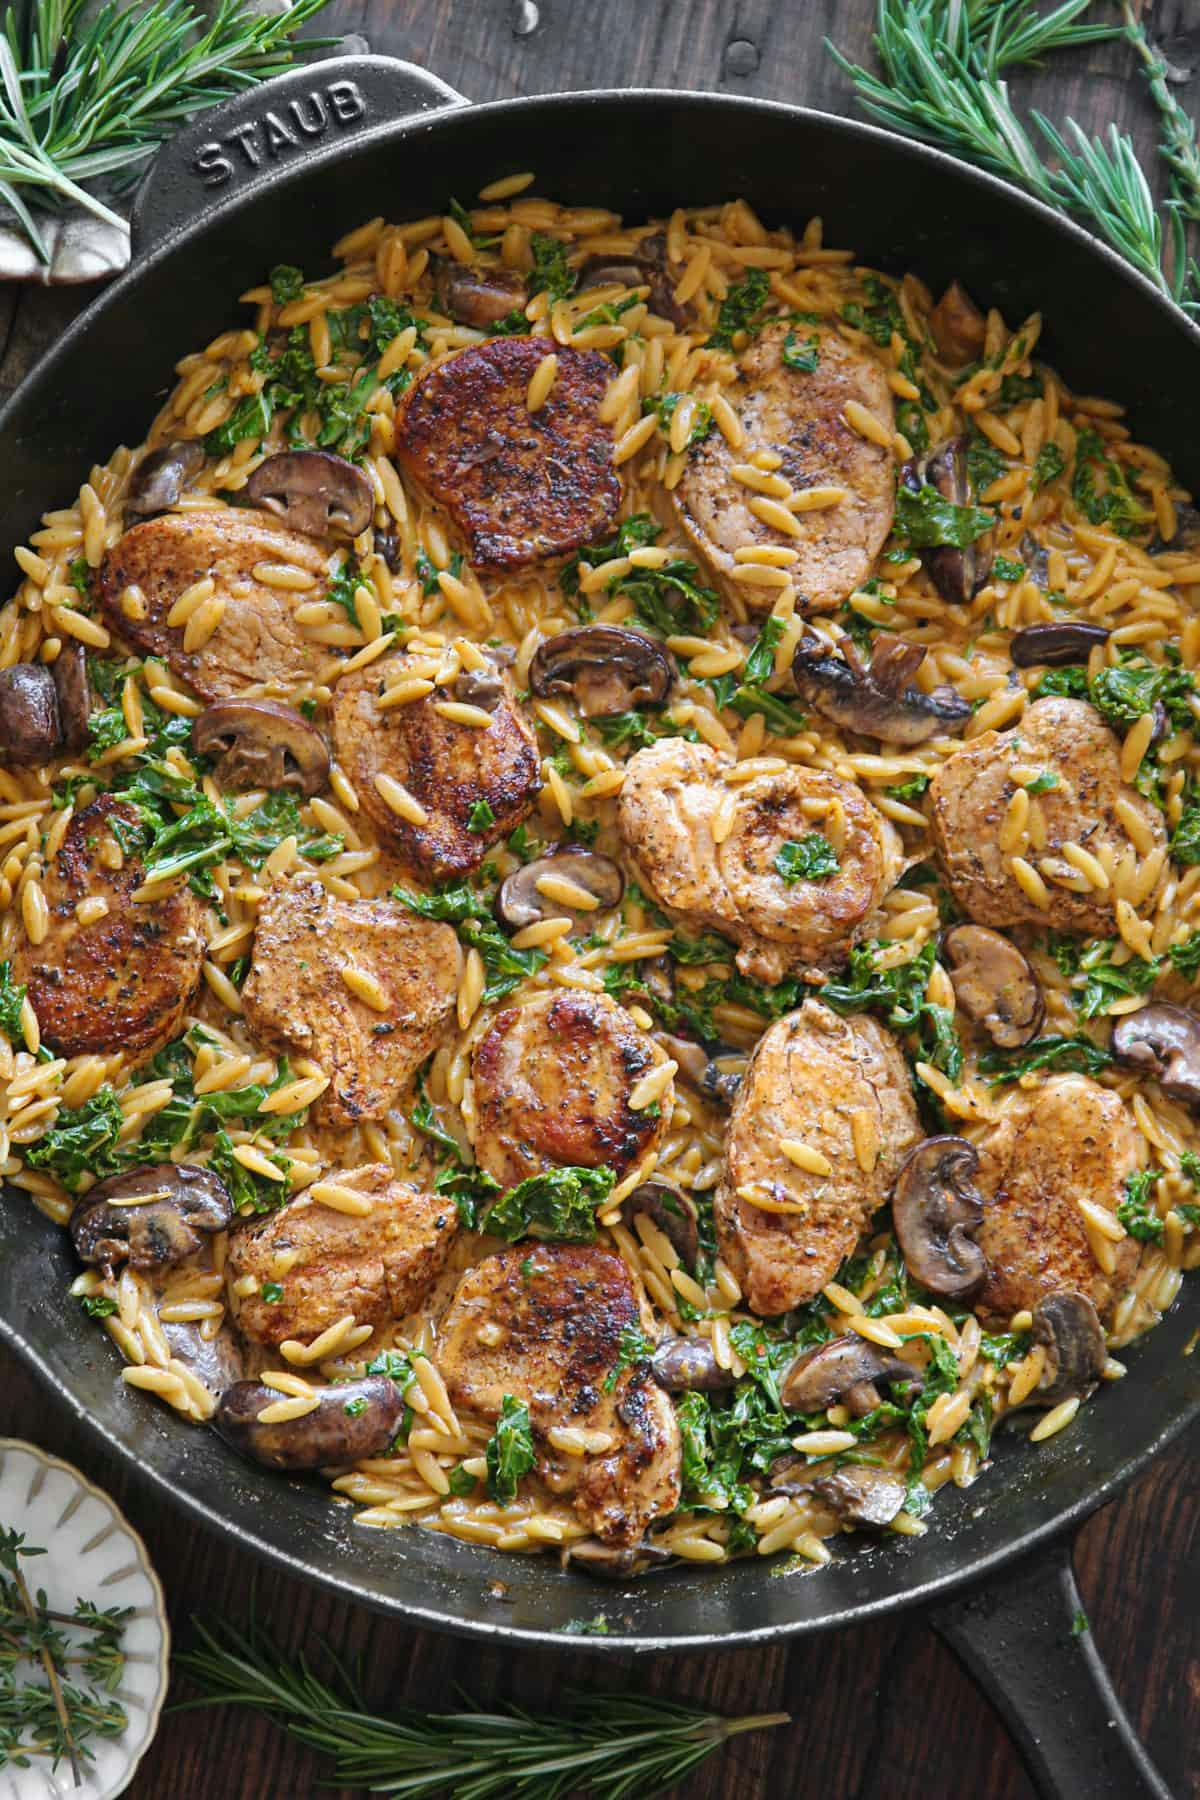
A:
[[0, 1440, 169, 1800]]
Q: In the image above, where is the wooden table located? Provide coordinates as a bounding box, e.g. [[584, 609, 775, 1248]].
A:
[[2, 3, 1198, 1795]]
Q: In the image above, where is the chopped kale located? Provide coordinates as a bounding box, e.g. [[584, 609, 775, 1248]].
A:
[[643, 391, 713, 450], [818, 940, 963, 1082], [526, 234, 575, 302], [467, 799, 496, 834], [269, 264, 305, 304], [482, 1165, 614, 1242], [1071, 426, 1152, 537], [705, 269, 771, 349], [0, 962, 27, 1044], [1031, 442, 1066, 492], [80, 1294, 118, 1318], [993, 554, 1025, 582], [1116, 1167, 1164, 1242], [894, 482, 995, 550], [774, 833, 839, 883], [602, 1324, 655, 1394], [781, 329, 820, 372], [979, 1033, 1113, 1084], [485, 1395, 536, 1502]]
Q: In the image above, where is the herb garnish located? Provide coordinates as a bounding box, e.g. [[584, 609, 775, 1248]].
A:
[[485, 1395, 536, 1502], [774, 833, 840, 883], [482, 1166, 614, 1243]]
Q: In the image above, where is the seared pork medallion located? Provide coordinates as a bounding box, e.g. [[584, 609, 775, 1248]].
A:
[[241, 877, 461, 1126], [438, 1245, 681, 1546], [618, 737, 904, 982], [330, 645, 541, 879], [11, 190, 1196, 1577]]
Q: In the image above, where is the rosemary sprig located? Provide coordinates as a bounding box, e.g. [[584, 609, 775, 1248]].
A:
[[1123, 0, 1200, 221], [0, 0, 335, 260], [827, 1, 1199, 313], [0, 1528, 130, 1781], [175, 1612, 790, 1798]]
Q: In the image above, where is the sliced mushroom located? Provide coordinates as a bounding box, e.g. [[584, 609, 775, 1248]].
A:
[[780, 1335, 924, 1416], [214, 1375, 403, 1471], [902, 437, 995, 604], [71, 1164, 233, 1278], [1010, 621, 1110, 668], [1030, 1292, 1107, 1405], [891, 1136, 989, 1300], [1111, 1004, 1200, 1107], [941, 923, 1043, 1050], [623, 1182, 701, 1271], [928, 281, 986, 367], [529, 626, 674, 718], [244, 449, 374, 541], [578, 233, 686, 326], [453, 660, 507, 711], [124, 439, 205, 519], [562, 1537, 674, 1579], [0, 664, 61, 766], [813, 1464, 908, 1527], [433, 256, 526, 329], [1018, 532, 1051, 589], [191, 698, 330, 796], [495, 845, 624, 930], [162, 1317, 245, 1396], [51, 643, 91, 754], [372, 525, 403, 571], [791, 632, 971, 746], [650, 1332, 735, 1393], [661, 1034, 743, 1108]]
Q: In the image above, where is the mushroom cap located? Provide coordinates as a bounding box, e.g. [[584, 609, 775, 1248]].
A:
[[433, 257, 526, 328], [244, 449, 374, 541], [191, 697, 330, 796], [51, 643, 91, 754], [124, 439, 205, 519], [529, 625, 674, 718], [941, 923, 1043, 1049], [1030, 1291, 1107, 1404], [650, 1332, 735, 1392], [1111, 1003, 1200, 1107], [813, 1464, 908, 1527], [1010, 621, 1110, 668], [214, 1375, 403, 1471], [0, 664, 61, 767], [780, 1334, 924, 1414], [891, 1135, 989, 1300], [902, 436, 995, 605], [495, 844, 624, 930], [70, 1163, 233, 1276], [623, 1181, 701, 1271], [791, 632, 971, 746], [578, 233, 688, 326], [562, 1537, 673, 1579]]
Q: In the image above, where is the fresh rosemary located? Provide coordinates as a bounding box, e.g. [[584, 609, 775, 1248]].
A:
[[0, 1528, 131, 1781], [175, 1611, 790, 1798], [0, 0, 335, 262], [827, 0, 1200, 315]]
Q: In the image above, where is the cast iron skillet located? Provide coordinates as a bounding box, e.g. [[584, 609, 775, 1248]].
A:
[[0, 56, 1196, 1800]]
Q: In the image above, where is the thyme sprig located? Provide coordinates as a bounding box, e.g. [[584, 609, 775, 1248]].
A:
[[827, 1, 1200, 314], [0, 0, 335, 262], [175, 1611, 790, 1798], [0, 1528, 131, 1781]]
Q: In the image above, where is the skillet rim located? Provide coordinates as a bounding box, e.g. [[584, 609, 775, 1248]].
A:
[[0, 74, 1198, 1651]]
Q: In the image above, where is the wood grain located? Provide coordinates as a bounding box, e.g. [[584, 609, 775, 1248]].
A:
[[0, 3, 1197, 1796]]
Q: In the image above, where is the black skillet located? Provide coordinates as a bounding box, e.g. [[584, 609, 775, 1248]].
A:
[[0, 57, 1196, 1800]]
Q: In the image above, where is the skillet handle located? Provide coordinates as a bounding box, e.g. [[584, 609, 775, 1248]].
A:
[[930, 1534, 1173, 1800], [129, 55, 467, 258]]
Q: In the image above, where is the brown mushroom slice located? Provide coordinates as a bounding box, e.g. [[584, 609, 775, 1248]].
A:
[[941, 924, 1043, 1049], [1009, 621, 1110, 668], [1111, 1004, 1200, 1107], [928, 281, 986, 367], [214, 1375, 403, 1471], [650, 1332, 735, 1393], [902, 437, 995, 604], [70, 1164, 233, 1278], [813, 1465, 907, 1528], [791, 632, 971, 746], [578, 233, 686, 326], [243, 449, 374, 541], [780, 1335, 924, 1416], [529, 626, 674, 718], [623, 1181, 701, 1271], [0, 664, 60, 766], [495, 845, 624, 930], [433, 256, 526, 328], [124, 439, 205, 519], [660, 1034, 744, 1109], [191, 698, 330, 796], [51, 643, 91, 754], [891, 1136, 989, 1300], [562, 1537, 674, 1579], [1030, 1292, 1107, 1405]]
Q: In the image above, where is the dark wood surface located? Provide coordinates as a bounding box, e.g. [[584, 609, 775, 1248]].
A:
[[1, 3, 1198, 1795]]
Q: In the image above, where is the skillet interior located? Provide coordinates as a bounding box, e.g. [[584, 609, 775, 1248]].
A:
[[0, 86, 1198, 1647]]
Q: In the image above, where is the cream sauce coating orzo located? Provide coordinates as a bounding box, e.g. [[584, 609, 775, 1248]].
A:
[[5, 184, 1198, 1571]]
